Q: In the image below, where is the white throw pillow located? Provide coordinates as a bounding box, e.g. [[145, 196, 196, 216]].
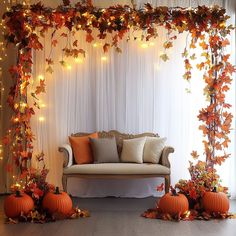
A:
[[121, 137, 147, 163], [143, 137, 167, 163]]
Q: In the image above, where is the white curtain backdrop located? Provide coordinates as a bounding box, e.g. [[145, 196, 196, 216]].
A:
[[30, 0, 236, 198]]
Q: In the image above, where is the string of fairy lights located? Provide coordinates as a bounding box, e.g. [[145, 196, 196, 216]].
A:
[[0, 1, 31, 170], [0, 0, 166, 166]]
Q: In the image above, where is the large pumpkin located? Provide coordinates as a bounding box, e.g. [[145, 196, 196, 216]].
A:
[[158, 189, 189, 215], [4, 190, 34, 218], [42, 187, 73, 215], [202, 188, 229, 214]]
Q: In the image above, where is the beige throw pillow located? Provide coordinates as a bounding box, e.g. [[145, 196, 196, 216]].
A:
[[143, 137, 167, 163], [121, 137, 146, 163]]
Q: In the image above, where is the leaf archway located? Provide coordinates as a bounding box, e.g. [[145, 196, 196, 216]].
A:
[[2, 1, 235, 197]]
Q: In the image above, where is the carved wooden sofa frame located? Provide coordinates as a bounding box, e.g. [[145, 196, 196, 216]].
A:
[[59, 130, 174, 194]]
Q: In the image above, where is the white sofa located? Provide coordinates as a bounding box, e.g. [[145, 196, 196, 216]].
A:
[[59, 130, 174, 194]]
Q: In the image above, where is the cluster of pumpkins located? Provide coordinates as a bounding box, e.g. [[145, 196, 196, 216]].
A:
[[4, 186, 230, 219], [4, 187, 73, 218], [158, 188, 229, 215]]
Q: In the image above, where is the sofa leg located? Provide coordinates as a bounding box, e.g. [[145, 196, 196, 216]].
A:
[[164, 175, 170, 194], [62, 175, 67, 192]]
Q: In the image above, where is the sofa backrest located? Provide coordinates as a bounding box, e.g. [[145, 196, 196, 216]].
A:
[[72, 130, 159, 157]]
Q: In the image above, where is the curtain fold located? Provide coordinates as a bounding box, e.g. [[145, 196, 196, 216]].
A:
[[29, 0, 235, 198]]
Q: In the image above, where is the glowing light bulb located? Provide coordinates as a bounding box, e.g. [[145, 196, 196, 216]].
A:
[[14, 118, 19, 122], [39, 117, 45, 122], [93, 43, 98, 48], [75, 57, 83, 64], [41, 103, 46, 108], [66, 64, 72, 70], [15, 183, 21, 188], [21, 103, 27, 108], [101, 56, 107, 61], [141, 43, 148, 49], [38, 75, 44, 80], [0, 157, 3, 160]]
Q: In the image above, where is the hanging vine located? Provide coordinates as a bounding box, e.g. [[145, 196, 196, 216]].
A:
[[1, 1, 235, 202]]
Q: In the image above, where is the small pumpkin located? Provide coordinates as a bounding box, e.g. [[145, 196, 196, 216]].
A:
[[158, 189, 189, 215], [202, 187, 229, 214], [42, 187, 73, 215], [4, 190, 34, 218]]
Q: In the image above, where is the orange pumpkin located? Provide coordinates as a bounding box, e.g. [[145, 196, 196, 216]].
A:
[[158, 189, 189, 215], [42, 187, 73, 215], [4, 190, 34, 218], [202, 188, 229, 213]]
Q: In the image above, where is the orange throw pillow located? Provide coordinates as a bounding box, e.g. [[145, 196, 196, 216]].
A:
[[69, 133, 98, 164]]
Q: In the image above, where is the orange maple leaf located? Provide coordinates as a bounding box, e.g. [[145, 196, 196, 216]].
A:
[[20, 151, 29, 159], [191, 151, 199, 160], [196, 62, 205, 70], [199, 41, 208, 50], [221, 39, 230, 47], [163, 41, 173, 49], [35, 80, 46, 95]]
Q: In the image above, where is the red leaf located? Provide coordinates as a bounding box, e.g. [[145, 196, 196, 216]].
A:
[[103, 43, 110, 53], [86, 33, 94, 43], [3, 136, 10, 145], [189, 188, 197, 200], [157, 183, 164, 192], [51, 39, 58, 47]]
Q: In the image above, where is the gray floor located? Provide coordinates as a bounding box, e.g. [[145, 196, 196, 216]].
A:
[[0, 196, 236, 236]]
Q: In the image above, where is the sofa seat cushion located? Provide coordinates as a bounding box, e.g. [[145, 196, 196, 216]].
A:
[[63, 163, 170, 175]]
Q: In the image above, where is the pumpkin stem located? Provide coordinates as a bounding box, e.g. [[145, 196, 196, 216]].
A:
[[170, 187, 178, 196], [212, 187, 217, 193], [15, 190, 22, 197], [55, 186, 60, 194]]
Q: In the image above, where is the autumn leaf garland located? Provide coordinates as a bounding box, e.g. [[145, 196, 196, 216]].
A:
[[1, 1, 235, 201]]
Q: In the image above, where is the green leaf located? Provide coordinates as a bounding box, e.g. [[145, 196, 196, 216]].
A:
[[190, 54, 196, 60], [182, 48, 188, 58], [160, 53, 169, 62]]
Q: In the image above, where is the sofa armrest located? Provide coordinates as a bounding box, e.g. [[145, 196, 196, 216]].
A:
[[58, 144, 73, 168], [160, 146, 174, 168]]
